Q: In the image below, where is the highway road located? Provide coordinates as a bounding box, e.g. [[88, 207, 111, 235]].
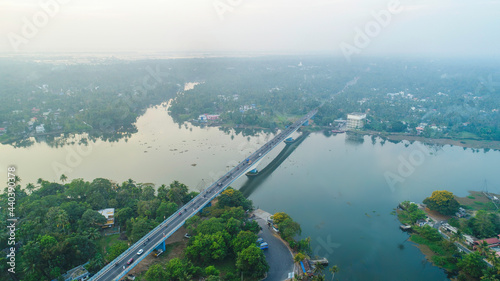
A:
[[91, 108, 317, 281]]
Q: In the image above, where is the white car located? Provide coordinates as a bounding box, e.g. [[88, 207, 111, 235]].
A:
[[137, 249, 144, 255]]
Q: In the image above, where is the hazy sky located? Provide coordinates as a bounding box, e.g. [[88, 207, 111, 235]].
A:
[[1, 0, 499, 58]]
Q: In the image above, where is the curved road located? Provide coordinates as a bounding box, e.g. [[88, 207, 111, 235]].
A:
[[254, 211, 294, 281]]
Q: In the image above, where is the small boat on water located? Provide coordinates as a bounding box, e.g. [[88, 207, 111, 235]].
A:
[[400, 224, 412, 230], [331, 130, 345, 133]]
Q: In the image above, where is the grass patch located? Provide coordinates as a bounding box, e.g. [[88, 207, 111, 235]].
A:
[[97, 234, 121, 257], [474, 201, 484, 205], [408, 227, 460, 274], [467, 196, 475, 199], [212, 257, 237, 275], [456, 132, 481, 140]]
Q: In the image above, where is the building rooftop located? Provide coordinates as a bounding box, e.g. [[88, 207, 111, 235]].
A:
[[475, 237, 500, 245], [97, 208, 115, 226]]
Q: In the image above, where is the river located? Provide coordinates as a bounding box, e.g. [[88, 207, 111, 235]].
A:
[[2, 104, 500, 280]]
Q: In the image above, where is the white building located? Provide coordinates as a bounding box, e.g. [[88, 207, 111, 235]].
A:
[[35, 124, 45, 134], [346, 113, 366, 130], [97, 208, 115, 228]]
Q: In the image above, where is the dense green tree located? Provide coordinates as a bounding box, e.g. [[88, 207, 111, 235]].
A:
[[60, 201, 88, 223], [127, 217, 155, 242], [469, 210, 498, 238], [279, 218, 302, 239], [116, 207, 134, 226], [423, 190, 460, 216], [194, 217, 225, 235], [417, 225, 442, 242], [236, 245, 269, 279], [137, 199, 160, 218], [231, 231, 258, 255], [156, 201, 178, 220], [242, 220, 261, 233], [106, 241, 128, 261], [271, 212, 291, 224], [140, 185, 156, 201], [168, 181, 189, 204], [45, 207, 70, 233], [217, 188, 252, 210], [145, 263, 168, 281], [81, 209, 107, 228], [186, 232, 229, 263], [157, 184, 169, 201], [205, 265, 220, 277], [225, 217, 242, 236], [457, 252, 487, 279], [294, 253, 306, 263]]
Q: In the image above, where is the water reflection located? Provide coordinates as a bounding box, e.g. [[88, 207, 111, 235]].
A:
[[239, 132, 309, 197], [345, 132, 365, 146]]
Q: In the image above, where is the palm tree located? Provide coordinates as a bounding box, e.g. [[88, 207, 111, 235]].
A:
[[178, 270, 192, 281], [313, 275, 326, 281], [294, 253, 306, 263], [87, 227, 101, 240], [26, 183, 36, 194], [60, 174, 68, 183], [451, 230, 463, 243], [313, 262, 325, 275], [477, 241, 490, 257], [329, 265, 339, 281]]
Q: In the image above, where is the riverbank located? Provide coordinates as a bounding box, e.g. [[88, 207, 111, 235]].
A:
[[192, 118, 500, 151], [350, 130, 500, 150]]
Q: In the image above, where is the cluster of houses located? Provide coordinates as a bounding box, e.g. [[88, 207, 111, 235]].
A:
[[415, 122, 447, 134], [198, 114, 220, 122]]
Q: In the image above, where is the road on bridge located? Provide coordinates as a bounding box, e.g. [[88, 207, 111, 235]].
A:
[[91, 108, 318, 281]]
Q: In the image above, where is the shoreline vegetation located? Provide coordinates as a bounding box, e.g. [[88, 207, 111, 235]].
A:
[[0, 176, 329, 281], [397, 190, 500, 281], [2, 58, 500, 150]]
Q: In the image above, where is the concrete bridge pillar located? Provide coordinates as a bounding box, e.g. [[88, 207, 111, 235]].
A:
[[156, 239, 166, 252]]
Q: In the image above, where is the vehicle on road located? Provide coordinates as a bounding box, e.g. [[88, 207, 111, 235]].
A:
[[153, 249, 164, 257], [127, 258, 134, 265], [257, 238, 264, 244], [259, 242, 269, 250], [137, 249, 144, 255]]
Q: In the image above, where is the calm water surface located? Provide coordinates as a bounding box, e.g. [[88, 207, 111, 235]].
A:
[[2, 105, 500, 281]]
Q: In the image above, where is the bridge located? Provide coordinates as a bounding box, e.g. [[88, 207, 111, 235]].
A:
[[90, 108, 318, 281]]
